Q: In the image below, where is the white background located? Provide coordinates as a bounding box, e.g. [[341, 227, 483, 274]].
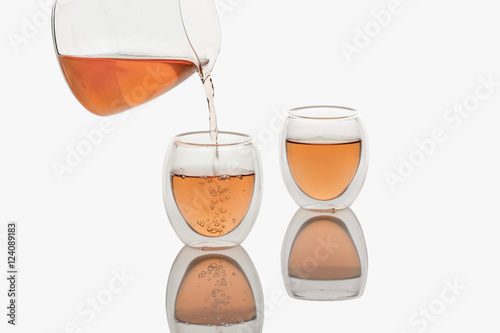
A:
[[1, 0, 500, 332]]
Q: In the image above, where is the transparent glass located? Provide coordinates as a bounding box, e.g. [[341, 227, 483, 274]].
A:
[[280, 106, 368, 210], [163, 132, 263, 248], [51, 0, 220, 116], [166, 246, 264, 332], [281, 208, 368, 301]]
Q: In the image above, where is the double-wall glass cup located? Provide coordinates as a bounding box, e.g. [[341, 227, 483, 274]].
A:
[[163, 132, 263, 248], [280, 106, 368, 210], [281, 208, 368, 301], [166, 246, 264, 332]]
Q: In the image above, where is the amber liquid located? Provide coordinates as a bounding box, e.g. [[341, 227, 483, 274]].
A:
[[172, 174, 255, 237], [286, 140, 361, 200], [175, 255, 256, 326], [57, 55, 197, 116], [203, 74, 219, 143], [289, 217, 361, 280]]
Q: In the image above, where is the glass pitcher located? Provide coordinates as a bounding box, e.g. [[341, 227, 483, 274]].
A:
[[51, 0, 220, 116]]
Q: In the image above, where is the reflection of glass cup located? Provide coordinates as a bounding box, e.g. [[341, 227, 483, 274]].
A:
[[166, 246, 264, 332], [280, 106, 368, 210], [281, 209, 368, 301], [163, 131, 263, 248]]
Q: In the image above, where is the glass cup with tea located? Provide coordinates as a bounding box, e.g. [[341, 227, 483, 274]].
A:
[[163, 131, 263, 248], [280, 106, 368, 210]]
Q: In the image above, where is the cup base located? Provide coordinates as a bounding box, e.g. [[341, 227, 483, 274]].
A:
[[299, 202, 349, 211], [186, 240, 239, 250]]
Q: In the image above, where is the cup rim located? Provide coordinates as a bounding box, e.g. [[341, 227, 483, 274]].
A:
[[173, 131, 253, 147], [289, 105, 358, 120]]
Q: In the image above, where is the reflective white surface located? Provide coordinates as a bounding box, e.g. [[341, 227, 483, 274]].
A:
[[1, 0, 500, 332]]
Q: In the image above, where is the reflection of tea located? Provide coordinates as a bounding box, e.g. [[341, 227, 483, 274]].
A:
[[172, 174, 255, 237], [58, 56, 197, 116], [286, 140, 361, 200], [175, 255, 256, 326], [288, 217, 361, 280]]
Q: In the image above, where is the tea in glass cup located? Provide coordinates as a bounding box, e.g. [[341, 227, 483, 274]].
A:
[[280, 106, 368, 210], [163, 131, 262, 248]]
